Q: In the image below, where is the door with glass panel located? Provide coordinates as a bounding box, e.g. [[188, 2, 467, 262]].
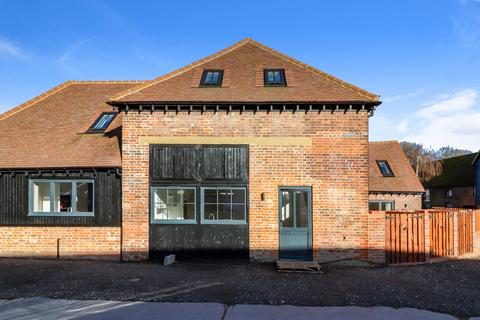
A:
[[279, 187, 312, 260]]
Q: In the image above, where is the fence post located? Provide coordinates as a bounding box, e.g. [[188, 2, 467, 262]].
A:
[[423, 210, 431, 262], [453, 211, 459, 256], [474, 210, 479, 254]]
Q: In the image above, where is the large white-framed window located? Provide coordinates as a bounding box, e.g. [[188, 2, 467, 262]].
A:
[[151, 187, 197, 224], [201, 187, 247, 225], [29, 179, 94, 216]]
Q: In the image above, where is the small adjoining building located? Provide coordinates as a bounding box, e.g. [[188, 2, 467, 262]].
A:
[[424, 152, 479, 209], [369, 141, 424, 211], [0, 38, 383, 263]]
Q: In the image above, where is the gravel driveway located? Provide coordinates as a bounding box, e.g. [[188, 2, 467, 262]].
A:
[[0, 258, 479, 318]]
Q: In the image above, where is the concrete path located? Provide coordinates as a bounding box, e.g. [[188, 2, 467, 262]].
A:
[[0, 297, 465, 320]]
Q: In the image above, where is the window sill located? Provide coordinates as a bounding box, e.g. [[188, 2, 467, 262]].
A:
[[201, 220, 247, 225], [150, 220, 197, 225], [28, 212, 95, 217]]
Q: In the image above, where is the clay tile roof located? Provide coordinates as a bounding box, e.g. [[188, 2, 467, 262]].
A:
[[0, 81, 145, 168], [110, 38, 380, 104], [369, 141, 424, 193]]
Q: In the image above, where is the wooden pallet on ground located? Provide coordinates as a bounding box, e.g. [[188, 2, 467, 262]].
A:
[[277, 260, 322, 273]]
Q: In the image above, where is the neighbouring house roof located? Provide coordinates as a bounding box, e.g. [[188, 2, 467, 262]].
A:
[[0, 81, 144, 168], [424, 153, 478, 188], [369, 141, 425, 193], [110, 38, 380, 105]]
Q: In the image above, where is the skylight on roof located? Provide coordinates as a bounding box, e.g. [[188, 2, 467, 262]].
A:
[[377, 160, 394, 177], [88, 112, 116, 133], [264, 69, 286, 86], [200, 70, 223, 86]]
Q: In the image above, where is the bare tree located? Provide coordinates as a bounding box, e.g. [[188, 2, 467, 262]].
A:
[[400, 142, 444, 182]]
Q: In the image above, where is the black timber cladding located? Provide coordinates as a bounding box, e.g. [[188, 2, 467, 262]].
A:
[[0, 169, 121, 226], [150, 145, 248, 182], [149, 145, 249, 259]]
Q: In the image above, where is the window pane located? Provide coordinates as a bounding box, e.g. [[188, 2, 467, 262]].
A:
[[218, 189, 231, 203], [32, 182, 51, 212], [369, 202, 380, 211], [218, 204, 231, 220], [204, 189, 217, 203], [152, 188, 196, 221], [232, 204, 245, 220], [295, 191, 309, 228], [267, 71, 275, 82], [382, 202, 394, 211], [204, 204, 217, 220], [205, 72, 213, 83], [77, 182, 93, 212], [280, 191, 294, 227], [231, 189, 245, 203], [183, 203, 196, 220], [54, 182, 73, 212]]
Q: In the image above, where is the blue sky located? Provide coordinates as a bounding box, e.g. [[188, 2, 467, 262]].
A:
[[0, 0, 479, 151]]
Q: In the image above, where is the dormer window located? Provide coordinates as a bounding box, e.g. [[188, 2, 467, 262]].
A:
[[200, 70, 223, 86], [88, 112, 116, 133], [264, 69, 286, 86], [377, 160, 394, 177]]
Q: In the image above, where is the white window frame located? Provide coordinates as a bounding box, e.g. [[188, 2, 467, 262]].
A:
[[28, 179, 95, 217]]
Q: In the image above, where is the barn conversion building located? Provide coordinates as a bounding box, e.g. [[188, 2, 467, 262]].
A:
[[0, 38, 382, 262]]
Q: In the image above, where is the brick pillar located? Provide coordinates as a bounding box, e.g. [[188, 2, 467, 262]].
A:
[[367, 211, 385, 263], [121, 113, 150, 261]]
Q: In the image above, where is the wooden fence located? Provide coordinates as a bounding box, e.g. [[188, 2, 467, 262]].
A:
[[385, 211, 425, 264], [429, 211, 454, 258], [383, 209, 477, 264], [458, 210, 473, 255]]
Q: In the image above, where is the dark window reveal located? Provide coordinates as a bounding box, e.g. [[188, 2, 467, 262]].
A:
[[264, 69, 287, 86], [88, 112, 116, 133], [377, 160, 394, 177], [368, 200, 394, 211], [200, 70, 224, 86]]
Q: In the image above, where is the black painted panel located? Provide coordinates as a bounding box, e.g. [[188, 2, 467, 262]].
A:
[[0, 170, 121, 226], [149, 224, 249, 260], [150, 145, 248, 182]]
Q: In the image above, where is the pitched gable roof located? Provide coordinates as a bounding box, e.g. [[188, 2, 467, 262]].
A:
[[425, 153, 478, 188], [369, 141, 424, 193], [110, 38, 380, 104], [0, 81, 144, 168]]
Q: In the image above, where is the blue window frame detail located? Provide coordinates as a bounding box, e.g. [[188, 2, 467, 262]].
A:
[[376, 160, 394, 177], [200, 70, 224, 86], [28, 179, 94, 217], [264, 69, 287, 86], [201, 187, 247, 225], [151, 187, 197, 224], [88, 112, 117, 133]]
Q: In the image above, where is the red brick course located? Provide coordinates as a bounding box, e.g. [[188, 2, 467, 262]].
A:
[[0, 227, 121, 260], [369, 193, 423, 211]]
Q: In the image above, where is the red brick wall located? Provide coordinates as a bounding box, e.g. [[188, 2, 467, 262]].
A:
[[122, 111, 369, 262], [369, 193, 423, 211], [0, 227, 121, 259]]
